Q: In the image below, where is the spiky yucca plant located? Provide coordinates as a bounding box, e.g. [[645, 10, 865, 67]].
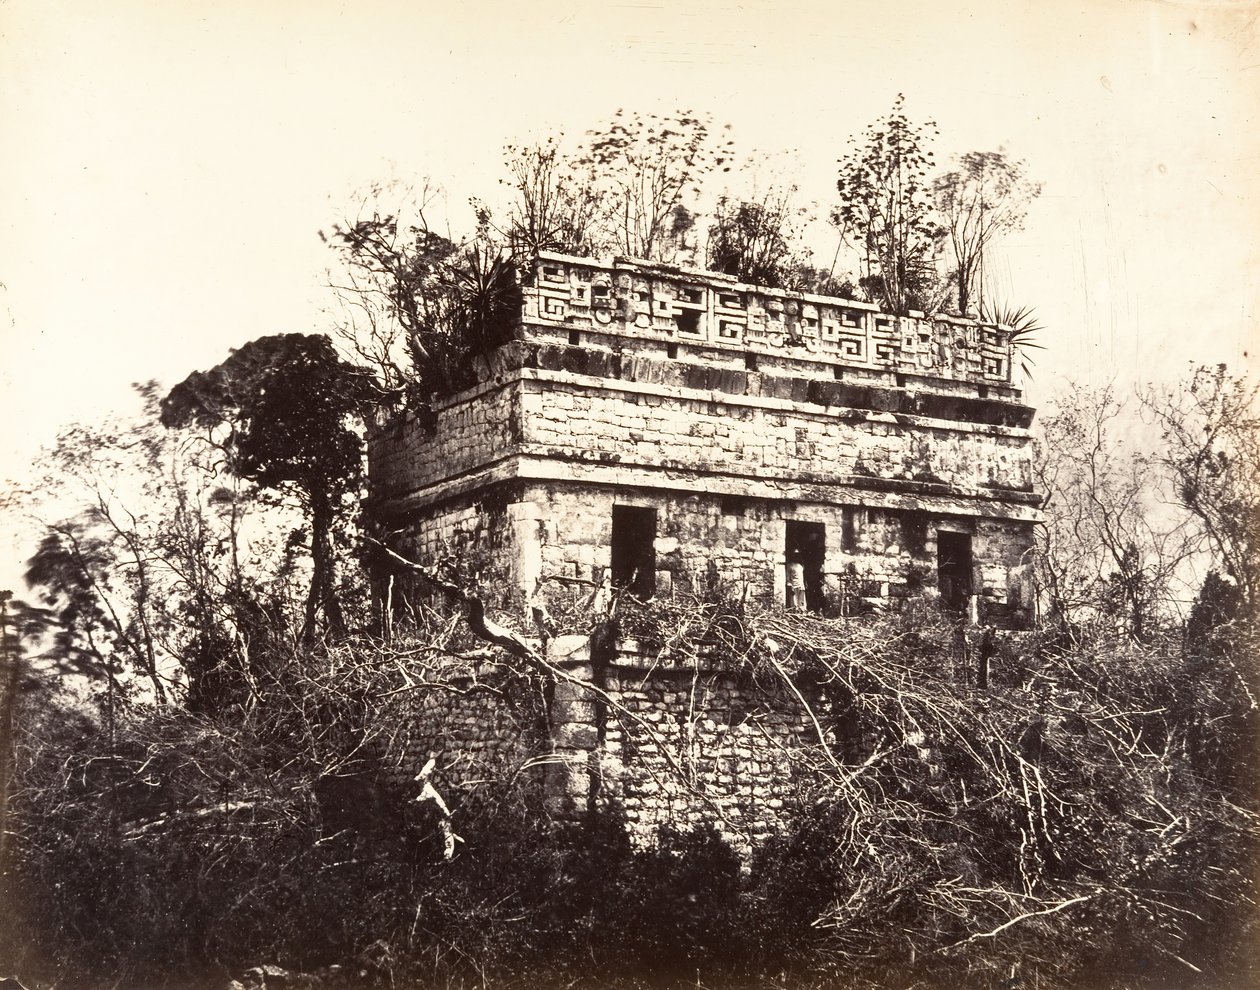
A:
[[981, 301, 1044, 381]]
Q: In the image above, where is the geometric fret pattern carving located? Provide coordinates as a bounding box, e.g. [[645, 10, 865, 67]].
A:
[[525, 253, 1015, 385]]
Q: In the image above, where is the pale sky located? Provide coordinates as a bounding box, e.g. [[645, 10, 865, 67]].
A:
[[2, 0, 1258, 588]]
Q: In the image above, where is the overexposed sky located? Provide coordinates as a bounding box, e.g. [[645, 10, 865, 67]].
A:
[[2, 0, 1258, 584]]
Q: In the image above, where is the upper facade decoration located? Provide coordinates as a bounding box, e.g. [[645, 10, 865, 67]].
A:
[[525, 252, 1018, 388]]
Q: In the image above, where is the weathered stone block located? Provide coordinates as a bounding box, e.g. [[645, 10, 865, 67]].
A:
[[554, 723, 599, 750]]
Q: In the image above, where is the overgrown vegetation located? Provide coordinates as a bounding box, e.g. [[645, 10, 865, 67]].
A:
[[7, 385, 1260, 986], [160, 334, 390, 644], [3, 593, 1256, 989], [933, 151, 1041, 316]]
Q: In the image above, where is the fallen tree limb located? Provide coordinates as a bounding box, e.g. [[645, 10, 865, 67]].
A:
[[935, 894, 1093, 952]]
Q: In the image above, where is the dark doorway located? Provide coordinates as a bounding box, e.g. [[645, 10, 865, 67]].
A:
[[611, 505, 657, 599], [785, 520, 826, 611], [937, 531, 973, 610]]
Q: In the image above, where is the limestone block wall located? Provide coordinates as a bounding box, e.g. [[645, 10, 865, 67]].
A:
[[373, 476, 1034, 623], [380, 492, 513, 604], [360, 253, 1044, 852], [365, 252, 1040, 630], [376, 488, 553, 623], [594, 664, 818, 850], [517, 374, 1033, 497], [542, 641, 843, 853], [974, 518, 1037, 602], [370, 468, 1036, 635], [369, 378, 522, 503], [519, 342, 1033, 425], [375, 639, 835, 854], [841, 509, 1033, 598], [528, 482, 778, 599], [384, 667, 547, 808], [368, 256, 1038, 515], [520, 481, 1033, 613]]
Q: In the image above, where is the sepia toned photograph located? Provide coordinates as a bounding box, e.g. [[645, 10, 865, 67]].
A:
[[1, 2, 1257, 988]]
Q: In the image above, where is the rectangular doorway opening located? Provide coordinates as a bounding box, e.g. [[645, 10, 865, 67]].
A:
[[611, 505, 657, 599], [674, 309, 701, 335], [937, 531, 973, 610], [786, 520, 826, 611]]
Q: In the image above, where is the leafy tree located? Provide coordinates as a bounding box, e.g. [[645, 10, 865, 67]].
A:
[[1142, 369, 1260, 786], [327, 114, 744, 405], [1034, 384, 1199, 639], [325, 188, 462, 394], [580, 109, 734, 262], [19, 384, 294, 712], [499, 136, 604, 259], [706, 184, 805, 287], [22, 387, 221, 706], [704, 181, 862, 297], [833, 94, 941, 315], [161, 334, 384, 643], [1186, 569, 1246, 656], [24, 525, 129, 692], [328, 204, 521, 406], [933, 150, 1041, 315], [1142, 365, 1260, 612]]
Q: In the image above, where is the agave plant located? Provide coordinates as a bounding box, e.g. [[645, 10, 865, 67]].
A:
[[980, 301, 1044, 381], [455, 245, 523, 355]]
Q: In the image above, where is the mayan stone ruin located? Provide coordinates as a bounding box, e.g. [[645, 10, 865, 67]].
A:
[[368, 252, 1042, 843]]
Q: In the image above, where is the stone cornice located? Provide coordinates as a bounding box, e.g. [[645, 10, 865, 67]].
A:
[[370, 452, 1044, 524]]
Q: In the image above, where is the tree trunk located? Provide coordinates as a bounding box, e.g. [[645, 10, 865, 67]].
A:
[[956, 265, 970, 316], [304, 491, 345, 646]]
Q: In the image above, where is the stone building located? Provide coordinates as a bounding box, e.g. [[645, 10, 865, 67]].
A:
[[368, 253, 1041, 845], [369, 251, 1040, 622]]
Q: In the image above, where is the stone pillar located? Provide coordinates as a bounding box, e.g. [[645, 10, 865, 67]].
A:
[[506, 500, 543, 610], [769, 514, 787, 607], [543, 635, 600, 820]]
